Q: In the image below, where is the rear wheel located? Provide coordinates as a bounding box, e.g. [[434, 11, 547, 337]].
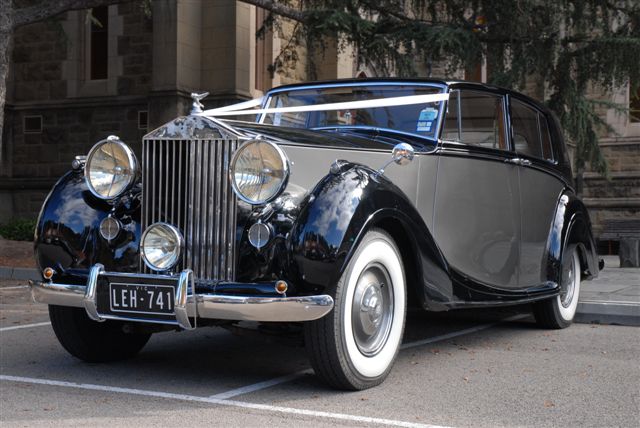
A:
[[533, 244, 581, 329], [49, 305, 151, 362], [304, 229, 406, 390]]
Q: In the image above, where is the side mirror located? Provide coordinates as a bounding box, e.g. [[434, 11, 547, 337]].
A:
[[377, 143, 415, 176], [392, 143, 415, 165]]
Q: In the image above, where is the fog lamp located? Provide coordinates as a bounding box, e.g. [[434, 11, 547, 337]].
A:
[[141, 223, 183, 271]]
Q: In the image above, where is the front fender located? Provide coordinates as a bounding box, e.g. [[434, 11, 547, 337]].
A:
[[288, 164, 452, 309], [34, 170, 142, 283]]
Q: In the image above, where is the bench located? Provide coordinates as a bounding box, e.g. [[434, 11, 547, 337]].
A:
[[600, 219, 640, 267]]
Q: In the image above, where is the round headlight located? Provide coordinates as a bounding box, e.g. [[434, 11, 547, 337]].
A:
[[141, 223, 183, 271], [85, 136, 138, 200], [230, 139, 289, 205]]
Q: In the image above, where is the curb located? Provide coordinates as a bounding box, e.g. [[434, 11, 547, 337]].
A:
[[576, 301, 640, 327], [0, 267, 39, 281]]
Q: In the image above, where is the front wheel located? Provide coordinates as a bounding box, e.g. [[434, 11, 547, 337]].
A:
[[49, 305, 151, 362], [304, 229, 406, 390], [533, 244, 582, 329]]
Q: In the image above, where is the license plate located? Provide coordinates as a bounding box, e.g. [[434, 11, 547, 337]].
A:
[[109, 282, 175, 315]]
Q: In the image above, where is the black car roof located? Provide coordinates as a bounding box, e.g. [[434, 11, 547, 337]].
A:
[[265, 77, 549, 115]]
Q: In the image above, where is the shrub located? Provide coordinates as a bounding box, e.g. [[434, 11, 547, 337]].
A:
[[0, 218, 37, 241]]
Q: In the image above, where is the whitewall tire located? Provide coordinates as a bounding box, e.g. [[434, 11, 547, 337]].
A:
[[305, 229, 406, 390], [534, 244, 582, 329]]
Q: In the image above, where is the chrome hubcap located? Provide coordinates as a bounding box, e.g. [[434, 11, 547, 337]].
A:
[[351, 263, 394, 356], [560, 253, 576, 308]]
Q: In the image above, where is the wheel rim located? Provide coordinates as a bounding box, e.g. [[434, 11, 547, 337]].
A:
[[560, 251, 577, 308], [351, 262, 394, 356]]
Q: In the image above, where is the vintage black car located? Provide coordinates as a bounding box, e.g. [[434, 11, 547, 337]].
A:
[[31, 79, 600, 390]]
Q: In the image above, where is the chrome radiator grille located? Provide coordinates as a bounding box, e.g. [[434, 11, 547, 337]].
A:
[[141, 138, 239, 282]]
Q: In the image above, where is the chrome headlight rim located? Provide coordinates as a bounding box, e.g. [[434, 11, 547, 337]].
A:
[[84, 136, 138, 201], [229, 138, 290, 205], [140, 222, 184, 272]]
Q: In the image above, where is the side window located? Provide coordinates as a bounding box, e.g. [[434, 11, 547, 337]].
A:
[[510, 98, 553, 162], [539, 115, 554, 161], [441, 90, 507, 150]]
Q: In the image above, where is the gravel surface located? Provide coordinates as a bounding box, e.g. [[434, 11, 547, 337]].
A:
[[0, 239, 36, 268]]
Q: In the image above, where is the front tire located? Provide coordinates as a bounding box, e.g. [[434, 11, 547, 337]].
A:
[[49, 305, 151, 362], [533, 244, 582, 329], [305, 229, 406, 390]]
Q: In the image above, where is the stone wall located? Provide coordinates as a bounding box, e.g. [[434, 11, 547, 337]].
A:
[[580, 137, 640, 240], [1, 4, 153, 223]]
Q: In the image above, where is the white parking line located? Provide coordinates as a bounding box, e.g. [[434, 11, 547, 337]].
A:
[[0, 321, 51, 332], [0, 285, 29, 290], [209, 369, 313, 399], [0, 375, 446, 428], [210, 314, 529, 399]]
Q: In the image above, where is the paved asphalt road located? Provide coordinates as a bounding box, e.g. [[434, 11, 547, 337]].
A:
[[1, 279, 639, 427]]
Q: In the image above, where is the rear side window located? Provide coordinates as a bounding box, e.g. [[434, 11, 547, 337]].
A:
[[441, 90, 507, 150], [510, 98, 554, 162], [539, 115, 553, 160]]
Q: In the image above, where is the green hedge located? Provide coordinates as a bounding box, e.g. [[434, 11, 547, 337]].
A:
[[0, 218, 37, 241]]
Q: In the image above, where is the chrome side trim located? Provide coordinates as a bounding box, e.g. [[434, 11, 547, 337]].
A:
[[83, 264, 104, 322]]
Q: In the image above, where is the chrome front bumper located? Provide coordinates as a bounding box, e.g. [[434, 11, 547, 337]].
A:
[[29, 264, 334, 330]]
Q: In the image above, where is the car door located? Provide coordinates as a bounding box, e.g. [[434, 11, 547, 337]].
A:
[[508, 96, 565, 287], [432, 88, 521, 290]]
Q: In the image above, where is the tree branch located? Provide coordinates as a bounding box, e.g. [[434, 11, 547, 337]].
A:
[[12, 0, 131, 29], [237, 0, 305, 23]]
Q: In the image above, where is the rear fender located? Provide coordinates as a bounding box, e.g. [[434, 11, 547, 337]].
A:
[[546, 191, 599, 283]]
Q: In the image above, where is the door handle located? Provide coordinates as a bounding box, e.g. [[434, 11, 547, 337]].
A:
[[505, 158, 532, 166]]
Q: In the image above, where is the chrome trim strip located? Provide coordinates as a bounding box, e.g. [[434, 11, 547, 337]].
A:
[[151, 140, 156, 227], [206, 141, 215, 280], [83, 264, 104, 322], [221, 141, 229, 276], [189, 139, 196, 271]]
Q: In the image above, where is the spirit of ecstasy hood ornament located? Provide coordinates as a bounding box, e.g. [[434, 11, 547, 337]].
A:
[[190, 91, 209, 114]]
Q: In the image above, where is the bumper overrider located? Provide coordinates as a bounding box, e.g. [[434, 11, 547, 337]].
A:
[[29, 264, 334, 330]]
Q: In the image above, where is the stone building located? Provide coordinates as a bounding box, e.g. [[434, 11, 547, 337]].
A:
[[1, 0, 638, 254]]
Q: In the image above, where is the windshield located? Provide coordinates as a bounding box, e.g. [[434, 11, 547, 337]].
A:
[[261, 84, 445, 139]]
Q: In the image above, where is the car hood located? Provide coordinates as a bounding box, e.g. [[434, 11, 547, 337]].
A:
[[224, 120, 436, 152]]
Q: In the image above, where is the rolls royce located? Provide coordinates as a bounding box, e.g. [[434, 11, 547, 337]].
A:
[[30, 79, 600, 390]]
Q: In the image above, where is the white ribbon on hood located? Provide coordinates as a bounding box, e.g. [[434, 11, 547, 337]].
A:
[[199, 93, 449, 117]]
